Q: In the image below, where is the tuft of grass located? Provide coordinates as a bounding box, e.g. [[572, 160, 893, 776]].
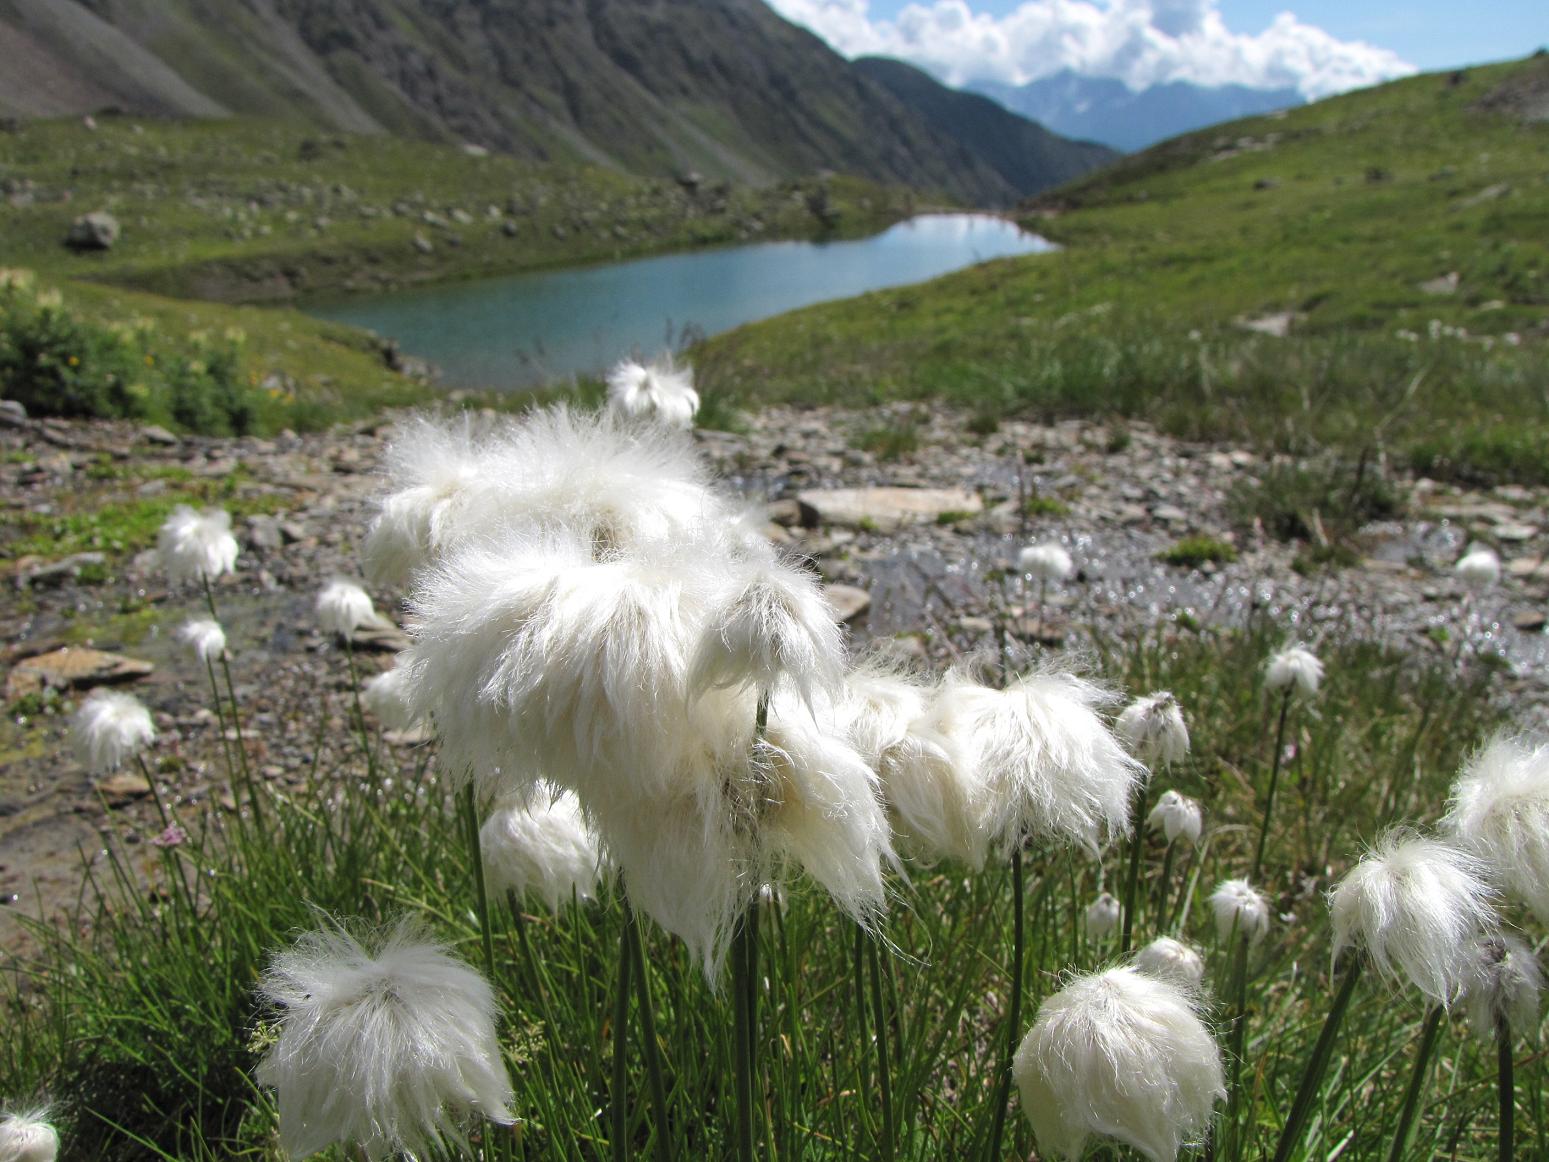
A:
[[1227, 455, 1403, 548], [1021, 495, 1071, 518], [1156, 535, 1239, 567], [850, 414, 923, 461]]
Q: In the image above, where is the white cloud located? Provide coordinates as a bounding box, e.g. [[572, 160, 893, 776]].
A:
[[767, 0, 1415, 98]]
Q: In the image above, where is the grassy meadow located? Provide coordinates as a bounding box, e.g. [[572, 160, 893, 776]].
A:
[[1, 583, 1527, 1161]]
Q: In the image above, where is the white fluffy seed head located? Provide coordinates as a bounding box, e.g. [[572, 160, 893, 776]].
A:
[[179, 618, 227, 663], [923, 670, 1142, 858], [255, 920, 514, 1161], [481, 786, 609, 913], [1443, 736, 1549, 923], [362, 667, 418, 732], [1147, 790, 1203, 846], [1013, 966, 1225, 1162], [1018, 542, 1073, 582], [841, 666, 984, 866], [1462, 934, 1542, 1043], [1455, 544, 1501, 590], [0, 1108, 59, 1162], [689, 557, 845, 707], [1085, 892, 1120, 938], [317, 579, 386, 641], [1134, 937, 1207, 990], [1329, 831, 1498, 1006], [606, 358, 700, 428], [1117, 692, 1190, 766], [157, 504, 239, 584], [1210, 879, 1270, 946], [1265, 643, 1323, 697], [72, 689, 155, 774], [363, 414, 489, 589]]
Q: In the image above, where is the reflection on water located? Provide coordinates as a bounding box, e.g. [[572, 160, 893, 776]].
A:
[[306, 214, 1053, 390]]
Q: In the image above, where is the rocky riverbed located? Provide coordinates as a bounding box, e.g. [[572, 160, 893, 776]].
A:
[[1, 403, 1546, 954]]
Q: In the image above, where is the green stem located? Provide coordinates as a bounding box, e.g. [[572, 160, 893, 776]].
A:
[[627, 905, 674, 1162], [985, 845, 1026, 1162], [459, 785, 496, 982], [1252, 691, 1292, 883], [1499, 1015, 1515, 1162], [1272, 959, 1362, 1162], [731, 910, 756, 1162], [1387, 1003, 1446, 1162], [613, 911, 634, 1162], [342, 640, 377, 779], [866, 934, 896, 1161], [1223, 934, 1251, 1157], [1120, 776, 1153, 953], [1155, 841, 1177, 929]]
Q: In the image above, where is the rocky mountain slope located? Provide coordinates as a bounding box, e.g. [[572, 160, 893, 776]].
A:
[[0, 0, 1112, 205]]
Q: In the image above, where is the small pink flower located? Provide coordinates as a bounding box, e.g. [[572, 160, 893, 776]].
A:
[[150, 823, 187, 848]]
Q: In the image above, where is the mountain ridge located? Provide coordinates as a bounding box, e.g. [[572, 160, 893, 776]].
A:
[[969, 68, 1304, 152], [0, 0, 1113, 206]]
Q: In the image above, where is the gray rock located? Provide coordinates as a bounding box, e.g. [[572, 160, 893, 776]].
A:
[[16, 551, 107, 588], [1419, 272, 1460, 296], [65, 210, 120, 250], [246, 515, 284, 551], [796, 486, 982, 532], [412, 232, 434, 254], [140, 424, 178, 446], [0, 399, 26, 426], [824, 584, 872, 623], [6, 647, 153, 699]]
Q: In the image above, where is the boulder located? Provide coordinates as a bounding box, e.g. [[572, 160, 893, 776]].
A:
[[6, 647, 153, 700], [823, 584, 871, 623], [795, 487, 982, 532], [65, 211, 120, 250]]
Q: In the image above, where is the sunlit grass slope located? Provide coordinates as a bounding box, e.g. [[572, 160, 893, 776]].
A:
[[698, 56, 1549, 485]]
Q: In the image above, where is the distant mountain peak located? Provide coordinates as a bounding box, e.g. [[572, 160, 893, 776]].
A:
[[968, 72, 1304, 152]]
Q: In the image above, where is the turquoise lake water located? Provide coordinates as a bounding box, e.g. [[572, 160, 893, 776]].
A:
[[306, 213, 1052, 389]]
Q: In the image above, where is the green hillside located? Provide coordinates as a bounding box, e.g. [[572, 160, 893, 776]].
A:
[[698, 57, 1549, 485]]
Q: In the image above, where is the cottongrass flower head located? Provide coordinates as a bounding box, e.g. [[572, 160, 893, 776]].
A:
[[922, 668, 1143, 862], [481, 786, 610, 913], [1134, 936, 1206, 990], [1265, 643, 1323, 698], [179, 618, 226, 663], [363, 414, 489, 589], [1013, 966, 1225, 1162], [1329, 831, 1497, 1005], [1117, 691, 1189, 766], [317, 579, 387, 642], [1462, 933, 1542, 1042], [1085, 891, 1120, 938], [1147, 790, 1203, 846], [255, 920, 514, 1160], [606, 357, 700, 428], [839, 665, 982, 865], [689, 555, 845, 707], [362, 667, 418, 732], [1455, 543, 1501, 590], [1018, 542, 1073, 582], [157, 504, 239, 584], [1210, 879, 1270, 945], [1443, 735, 1549, 922], [72, 689, 155, 774], [0, 1108, 59, 1162]]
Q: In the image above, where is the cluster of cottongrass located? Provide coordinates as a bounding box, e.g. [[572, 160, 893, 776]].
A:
[[18, 389, 1549, 1162]]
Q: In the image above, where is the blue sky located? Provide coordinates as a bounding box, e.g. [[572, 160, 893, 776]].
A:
[[769, 0, 1549, 95]]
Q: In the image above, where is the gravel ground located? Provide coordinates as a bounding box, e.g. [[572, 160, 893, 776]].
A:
[[2, 403, 1545, 955]]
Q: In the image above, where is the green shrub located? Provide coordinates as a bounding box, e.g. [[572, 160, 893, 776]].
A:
[[0, 277, 261, 435]]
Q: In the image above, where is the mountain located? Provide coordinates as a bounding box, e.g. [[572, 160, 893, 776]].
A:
[[853, 58, 1117, 193], [970, 70, 1303, 152], [0, 0, 1113, 207]]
